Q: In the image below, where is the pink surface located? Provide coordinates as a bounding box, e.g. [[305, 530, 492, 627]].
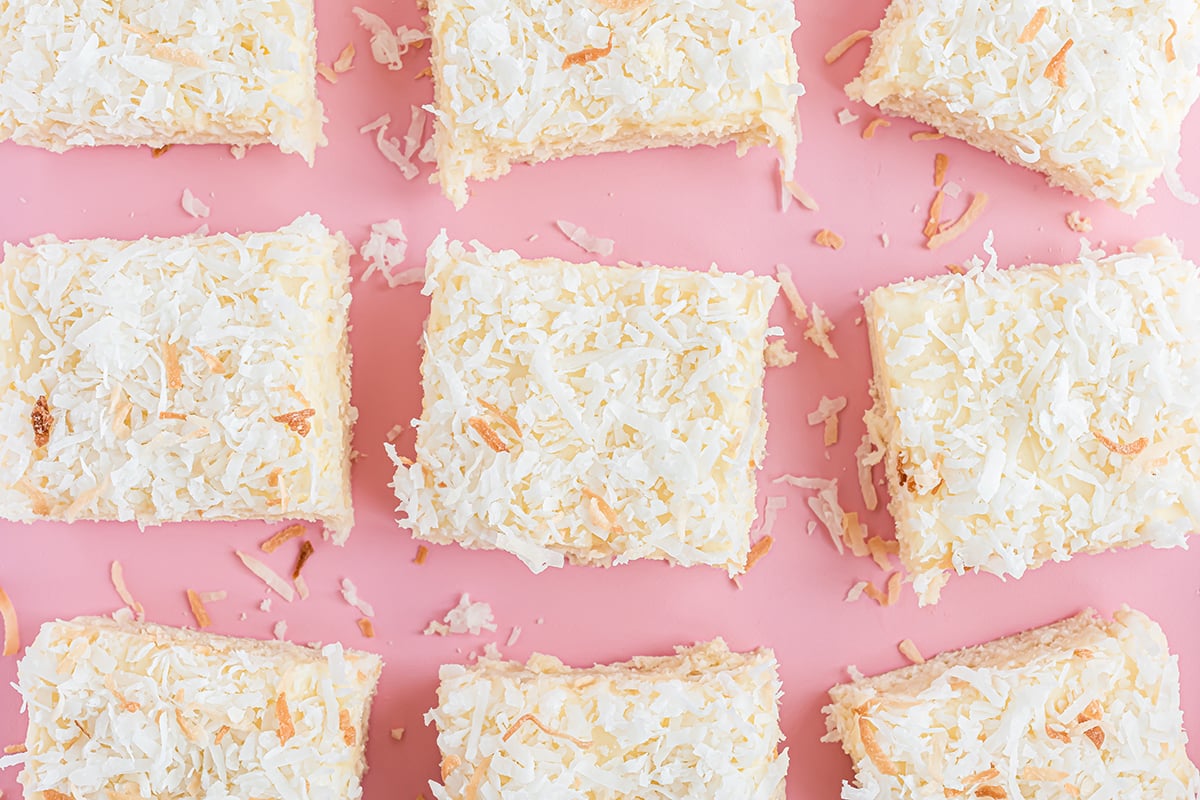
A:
[[2, 0, 1200, 797]]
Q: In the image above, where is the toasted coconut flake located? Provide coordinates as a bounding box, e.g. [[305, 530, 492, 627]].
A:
[[774, 265, 809, 322], [858, 717, 898, 775], [158, 411, 187, 420], [1166, 19, 1178, 62], [0, 586, 18, 656], [934, 153, 948, 187], [390, 727, 405, 741], [441, 754, 463, 780], [867, 536, 895, 570], [923, 189, 946, 238], [276, 693, 295, 744], [478, 399, 521, 436], [1043, 38, 1074, 88], [1021, 766, 1070, 781], [1065, 210, 1093, 232], [213, 725, 230, 744], [843, 512, 869, 557], [292, 540, 314, 580], [1092, 429, 1148, 455], [468, 416, 508, 452], [845, 580, 870, 602], [764, 339, 797, 367], [976, 786, 1006, 799], [337, 708, 357, 745], [898, 638, 925, 664], [416, 65, 433, 78], [162, 341, 183, 388], [502, 713, 593, 748], [910, 130, 944, 141], [863, 581, 887, 605], [805, 302, 839, 358], [235, 551, 295, 601], [31, 395, 54, 447], [824, 29, 872, 63], [261, 523, 306, 553], [334, 43, 356, 72], [356, 618, 376, 638], [414, 545, 429, 565], [1018, 7, 1048, 43], [185, 589, 211, 629], [784, 180, 819, 211], [1046, 724, 1071, 743], [884, 572, 902, 605], [926, 193, 988, 250], [744, 535, 774, 571], [563, 34, 613, 67], [340, 578, 375, 617], [42, 791, 70, 800], [1084, 725, 1105, 748], [273, 408, 315, 437], [862, 118, 890, 139], [3, 744, 25, 755], [151, 144, 173, 158], [191, 346, 225, 374], [109, 561, 145, 621], [815, 229, 845, 250]]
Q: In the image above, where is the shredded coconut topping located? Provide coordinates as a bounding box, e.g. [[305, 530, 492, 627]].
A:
[[862, 235, 1200, 604], [352, 7, 429, 70], [180, 189, 210, 219], [340, 578, 375, 618], [424, 593, 497, 636], [391, 235, 777, 574], [427, 639, 788, 798]]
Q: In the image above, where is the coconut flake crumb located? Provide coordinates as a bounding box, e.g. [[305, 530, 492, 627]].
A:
[[229, 144, 247, 159], [352, 7, 429, 71], [235, 551, 294, 602], [764, 339, 797, 367], [360, 219, 418, 287], [482, 642, 503, 660], [506, 626, 522, 647], [898, 638, 925, 664], [334, 43, 356, 73], [358, 618, 375, 638], [0, 587, 18, 657], [390, 727, 405, 741], [773, 475, 846, 554], [340, 578, 376, 617], [180, 189, 210, 219], [273, 620, 288, 640], [554, 220, 614, 257], [926, 193, 989, 250], [804, 302, 838, 358], [862, 118, 890, 139], [837, 108, 860, 125], [360, 114, 421, 179], [807, 395, 848, 446], [880, 233, 891, 248], [845, 580, 870, 602], [825, 29, 872, 64], [774, 264, 808, 322], [110, 561, 145, 621], [386, 423, 406, 442], [1066, 210, 1093, 232], [423, 593, 497, 636], [259, 596, 273, 613], [783, 180, 819, 211], [943, 180, 962, 199], [815, 229, 845, 250]]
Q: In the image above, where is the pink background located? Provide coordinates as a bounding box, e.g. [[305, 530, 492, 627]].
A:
[[2, 0, 1200, 797]]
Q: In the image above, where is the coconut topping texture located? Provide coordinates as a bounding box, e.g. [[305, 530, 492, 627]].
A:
[[862, 236, 1200, 605], [14, 616, 383, 800], [427, 638, 788, 798], [824, 608, 1200, 800], [0, 0, 326, 161], [389, 234, 778, 575], [427, 0, 801, 207], [0, 215, 356, 541], [847, 0, 1200, 212]]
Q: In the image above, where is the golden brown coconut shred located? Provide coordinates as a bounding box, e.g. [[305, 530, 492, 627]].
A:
[[1018, 7, 1049, 44], [563, 34, 613, 67], [31, 395, 54, 447], [1043, 38, 1074, 88], [273, 408, 315, 437]]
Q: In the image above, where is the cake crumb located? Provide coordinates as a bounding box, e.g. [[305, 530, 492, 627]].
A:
[[764, 339, 798, 367]]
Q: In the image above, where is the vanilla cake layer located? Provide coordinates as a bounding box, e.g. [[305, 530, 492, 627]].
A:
[[847, 0, 1200, 212], [11, 617, 382, 800], [0, 215, 355, 540], [427, 0, 800, 208], [824, 608, 1200, 800], [427, 639, 788, 799], [389, 234, 778, 574], [863, 237, 1200, 604], [0, 0, 325, 162]]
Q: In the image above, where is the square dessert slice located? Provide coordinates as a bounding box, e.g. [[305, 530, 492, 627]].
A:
[[427, 0, 800, 208], [389, 234, 778, 574], [824, 608, 1200, 800], [846, 0, 1200, 212], [862, 237, 1200, 604], [0, 0, 325, 161], [0, 215, 355, 541], [11, 616, 383, 800], [427, 639, 788, 798]]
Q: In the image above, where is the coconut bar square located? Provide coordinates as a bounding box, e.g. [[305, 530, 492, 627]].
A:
[[0, 214, 355, 540], [427, 639, 788, 798], [824, 608, 1200, 800], [428, 0, 800, 208], [847, 0, 1200, 212], [11, 616, 382, 800], [390, 234, 778, 574], [0, 0, 325, 161], [862, 237, 1200, 605]]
